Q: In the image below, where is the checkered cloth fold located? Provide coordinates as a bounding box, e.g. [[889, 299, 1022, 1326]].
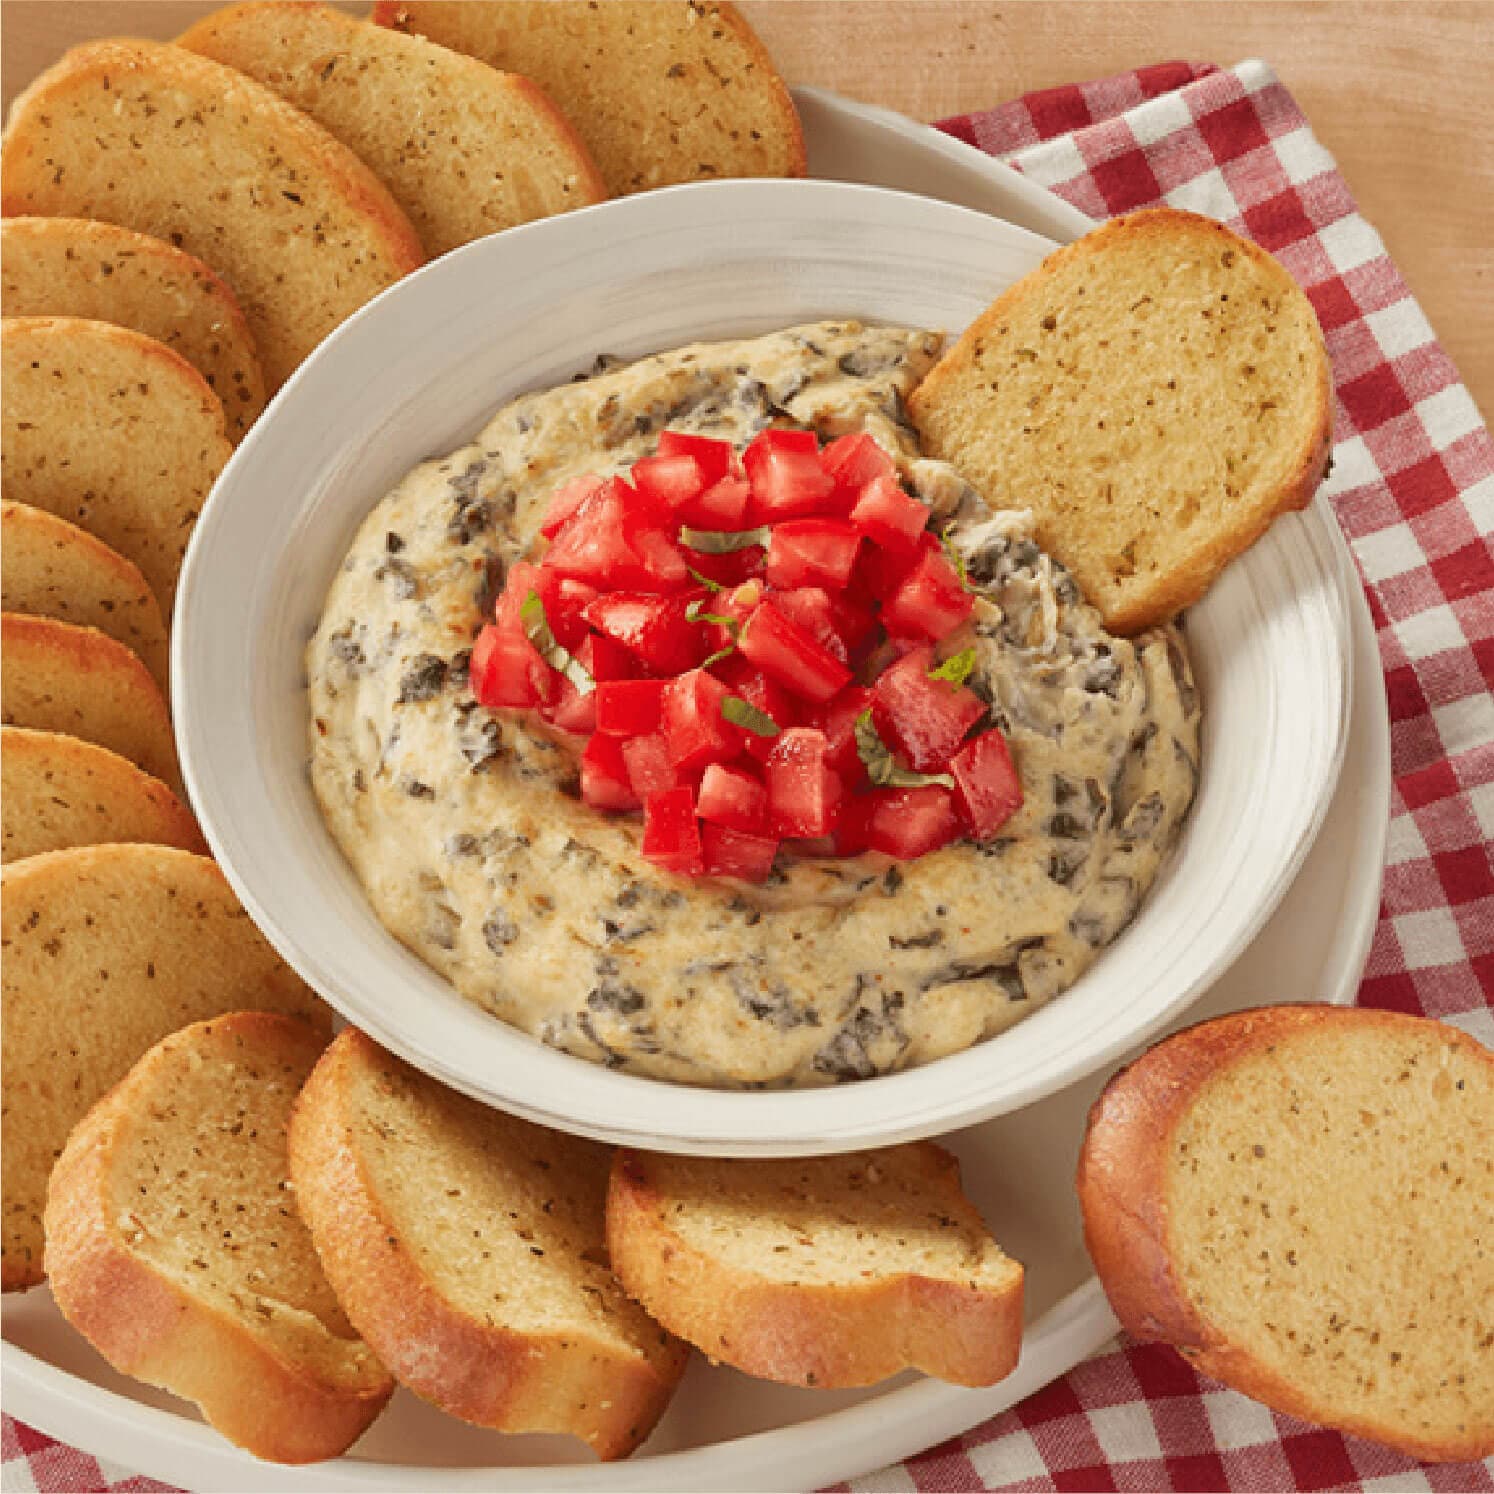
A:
[[4, 56, 1490, 1494]]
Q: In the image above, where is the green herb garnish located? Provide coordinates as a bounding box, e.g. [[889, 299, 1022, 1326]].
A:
[[854, 710, 954, 788], [686, 565, 725, 593], [685, 599, 741, 630], [939, 530, 975, 593], [721, 696, 781, 737], [928, 646, 977, 688], [520, 590, 594, 695], [679, 524, 771, 554]]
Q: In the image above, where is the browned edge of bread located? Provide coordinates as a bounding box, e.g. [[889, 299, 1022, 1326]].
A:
[[1077, 1003, 1494, 1463], [42, 1013, 392, 1462], [606, 1142, 1024, 1389], [287, 1027, 687, 1460]]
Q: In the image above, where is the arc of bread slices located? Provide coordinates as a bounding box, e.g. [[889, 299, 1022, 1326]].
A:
[[288, 1028, 689, 1460], [2, 501, 171, 694], [1077, 1004, 1494, 1463], [1, 39, 426, 389], [606, 1142, 1024, 1389], [1, 613, 180, 793], [372, 1, 805, 197], [178, 2, 607, 259], [0, 217, 267, 441], [1, 844, 328, 1292], [908, 207, 1333, 635], [44, 1013, 393, 1463], [1, 317, 231, 615], [1, 727, 203, 865]]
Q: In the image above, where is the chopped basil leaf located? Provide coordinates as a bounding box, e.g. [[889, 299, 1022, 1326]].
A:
[[854, 710, 955, 788], [928, 646, 977, 687], [684, 599, 741, 629], [701, 644, 737, 670], [679, 524, 771, 554], [520, 591, 594, 695], [721, 695, 780, 737], [686, 565, 725, 593], [939, 529, 975, 592]]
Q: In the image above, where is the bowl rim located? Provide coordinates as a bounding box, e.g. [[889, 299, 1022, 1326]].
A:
[[173, 176, 1352, 1155]]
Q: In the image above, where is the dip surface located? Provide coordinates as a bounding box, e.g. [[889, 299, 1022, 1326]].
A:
[[307, 322, 1201, 1086]]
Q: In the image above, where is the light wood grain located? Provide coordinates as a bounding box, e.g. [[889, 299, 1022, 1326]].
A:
[[3, 0, 1489, 417]]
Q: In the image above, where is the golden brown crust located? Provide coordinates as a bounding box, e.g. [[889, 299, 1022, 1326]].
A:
[[1077, 1004, 1494, 1463], [606, 1143, 1023, 1389], [909, 207, 1334, 635], [288, 1029, 687, 1459], [43, 1013, 392, 1462]]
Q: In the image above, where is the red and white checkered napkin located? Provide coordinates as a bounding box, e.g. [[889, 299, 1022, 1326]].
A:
[[3, 57, 1490, 1494]]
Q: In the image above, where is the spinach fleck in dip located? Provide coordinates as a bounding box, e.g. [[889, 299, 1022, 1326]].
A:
[[307, 322, 1201, 1086]]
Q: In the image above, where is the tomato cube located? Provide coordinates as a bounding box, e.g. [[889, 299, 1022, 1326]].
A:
[[766, 728, 844, 837], [595, 679, 667, 736], [765, 519, 861, 591], [771, 586, 849, 663], [630, 452, 704, 510], [701, 823, 779, 882], [629, 527, 691, 590], [469, 624, 555, 709], [679, 543, 766, 590], [539, 474, 604, 539], [657, 430, 735, 486], [543, 676, 597, 735], [713, 656, 798, 763], [580, 734, 639, 812], [493, 560, 561, 631], [850, 473, 930, 554], [583, 631, 637, 682], [622, 733, 680, 800], [863, 785, 961, 858], [662, 668, 741, 771], [822, 431, 895, 493], [697, 762, 769, 833], [881, 546, 975, 640], [744, 430, 835, 520], [951, 729, 1024, 840], [807, 684, 874, 781], [642, 786, 704, 875], [871, 646, 985, 772], [584, 592, 705, 674], [853, 532, 928, 601], [542, 480, 641, 584], [738, 599, 851, 704], [678, 474, 752, 529]]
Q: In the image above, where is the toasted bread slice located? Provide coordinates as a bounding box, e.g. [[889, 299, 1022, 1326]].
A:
[[373, 1, 804, 197], [1, 39, 425, 388], [288, 1028, 688, 1459], [2, 501, 170, 693], [1, 317, 231, 613], [1, 727, 202, 864], [607, 1143, 1024, 1389], [45, 1013, 392, 1462], [909, 208, 1333, 634], [178, 2, 606, 258], [0, 217, 266, 441], [1078, 1005, 1494, 1462], [1, 844, 327, 1292], [1, 614, 179, 792]]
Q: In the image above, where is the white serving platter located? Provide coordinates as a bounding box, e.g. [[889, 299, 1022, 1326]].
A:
[[0, 88, 1390, 1493]]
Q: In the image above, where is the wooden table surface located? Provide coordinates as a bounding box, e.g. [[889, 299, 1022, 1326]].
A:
[[4, 0, 1490, 417]]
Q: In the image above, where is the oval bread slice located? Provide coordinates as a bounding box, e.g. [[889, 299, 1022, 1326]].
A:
[[1, 39, 426, 389], [373, 1, 805, 197], [1, 317, 231, 613], [0, 217, 266, 441], [2, 501, 170, 693], [606, 1142, 1024, 1389], [178, 2, 606, 258], [1, 845, 328, 1292], [45, 1013, 393, 1463], [288, 1028, 689, 1460], [0, 727, 202, 864], [1078, 1005, 1494, 1462], [908, 208, 1333, 634], [1, 613, 179, 792]]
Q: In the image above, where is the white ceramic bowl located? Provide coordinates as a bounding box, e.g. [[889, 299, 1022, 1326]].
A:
[[174, 178, 1348, 1156]]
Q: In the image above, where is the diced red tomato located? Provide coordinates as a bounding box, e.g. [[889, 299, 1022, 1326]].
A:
[[808, 684, 874, 781], [713, 655, 798, 763], [744, 430, 835, 520], [850, 473, 930, 553], [595, 679, 666, 736], [641, 786, 704, 875], [701, 823, 779, 882], [580, 734, 639, 812], [657, 430, 734, 486], [678, 474, 752, 529], [539, 474, 604, 539], [621, 733, 680, 800], [831, 793, 875, 857], [542, 479, 642, 584], [630, 452, 704, 510], [862, 785, 961, 858], [678, 543, 765, 590], [492, 560, 561, 632], [771, 586, 849, 664], [584, 592, 705, 674], [881, 545, 975, 640], [544, 677, 597, 735], [629, 527, 690, 589], [822, 431, 895, 494], [662, 669, 741, 771], [853, 531, 931, 601], [584, 632, 637, 682], [951, 730, 1023, 840], [766, 728, 844, 837], [738, 599, 851, 704], [765, 518, 860, 591], [697, 762, 768, 833], [871, 646, 985, 772], [469, 624, 555, 709]]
